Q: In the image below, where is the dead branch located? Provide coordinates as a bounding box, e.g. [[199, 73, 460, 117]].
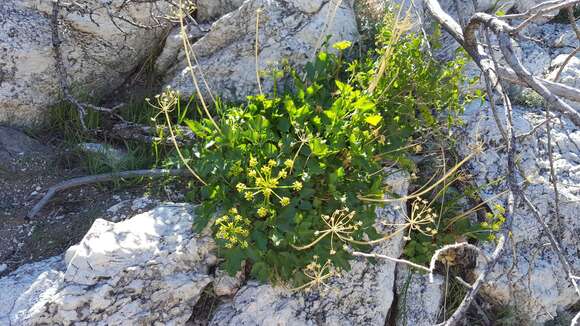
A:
[[438, 235, 506, 326], [423, 0, 580, 323], [28, 169, 190, 219], [111, 122, 196, 145], [51, 0, 125, 129], [425, 0, 580, 106], [573, 311, 580, 326]]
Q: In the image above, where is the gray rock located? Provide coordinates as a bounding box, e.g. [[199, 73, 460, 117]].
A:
[[213, 269, 244, 297], [457, 101, 580, 323], [0, 204, 217, 325], [0, 127, 48, 166], [77, 143, 127, 166], [209, 172, 410, 326], [395, 266, 445, 326], [196, 0, 246, 22], [0, 0, 171, 126], [167, 0, 359, 102], [549, 54, 580, 89], [155, 23, 212, 74]]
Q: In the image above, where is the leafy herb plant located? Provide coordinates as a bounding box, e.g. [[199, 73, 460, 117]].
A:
[[158, 18, 473, 286]]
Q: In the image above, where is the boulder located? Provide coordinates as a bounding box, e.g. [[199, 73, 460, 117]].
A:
[[457, 101, 580, 323], [166, 0, 359, 102], [195, 0, 246, 22], [0, 0, 171, 126], [209, 172, 410, 326], [395, 266, 445, 326], [0, 204, 217, 325]]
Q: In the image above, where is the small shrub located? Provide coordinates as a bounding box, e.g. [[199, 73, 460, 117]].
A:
[[158, 16, 473, 286]]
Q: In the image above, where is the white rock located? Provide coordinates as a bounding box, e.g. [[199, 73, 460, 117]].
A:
[[131, 196, 156, 211], [395, 266, 445, 326], [155, 23, 212, 74], [0, 0, 171, 126], [106, 199, 131, 215], [209, 172, 410, 326], [549, 54, 580, 89], [457, 101, 580, 323], [167, 0, 359, 102], [0, 204, 217, 325]]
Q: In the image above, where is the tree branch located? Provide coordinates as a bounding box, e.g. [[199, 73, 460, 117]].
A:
[[28, 169, 190, 219]]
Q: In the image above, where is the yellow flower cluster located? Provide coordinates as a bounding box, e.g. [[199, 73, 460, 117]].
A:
[[215, 208, 251, 249], [236, 157, 303, 218]]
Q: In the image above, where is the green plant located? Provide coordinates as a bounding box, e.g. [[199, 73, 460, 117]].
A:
[[182, 45, 388, 283], [157, 12, 473, 286]]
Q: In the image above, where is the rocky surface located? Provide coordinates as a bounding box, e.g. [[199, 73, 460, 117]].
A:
[[0, 204, 217, 325], [419, 2, 580, 322], [195, 0, 246, 22], [209, 172, 410, 326], [166, 0, 359, 102], [395, 266, 445, 326], [457, 101, 580, 322], [0, 0, 171, 126]]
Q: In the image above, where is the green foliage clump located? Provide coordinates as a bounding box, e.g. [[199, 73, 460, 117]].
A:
[[164, 20, 472, 285]]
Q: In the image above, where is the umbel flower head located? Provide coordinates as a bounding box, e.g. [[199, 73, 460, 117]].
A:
[[215, 208, 252, 249], [292, 255, 336, 291], [292, 207, 363, 255], [236, 158, 302, 217], [383, 196, 439, 241]]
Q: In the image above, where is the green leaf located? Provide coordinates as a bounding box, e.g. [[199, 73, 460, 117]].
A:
[[365, 114, 382, 126]]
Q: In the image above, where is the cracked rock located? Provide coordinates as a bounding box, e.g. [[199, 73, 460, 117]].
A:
[[0, 0, 172, 126], [457, 101, 580, 323], [166, 0, 359, 102], [0, 204, 217, 325]]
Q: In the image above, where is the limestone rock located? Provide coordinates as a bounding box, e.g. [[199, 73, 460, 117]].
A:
[[209, 172, 410, 326], [213, 268, 245, 297], [457, 101, 580, 323], [196, 0, 246, 22], [549, 54, 580, 89], [155, 23, 212, 74], [395, 266, 445, 326], [0, 204, 217, 325], [0, 0, 171, 126], [77, 143, 127, 166], [0, 126, 49, 169], [167, 0, 359, 102]]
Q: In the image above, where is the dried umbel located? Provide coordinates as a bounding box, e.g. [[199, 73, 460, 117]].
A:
[[292, 208, 363, 256], [292, 256, 337, 291]]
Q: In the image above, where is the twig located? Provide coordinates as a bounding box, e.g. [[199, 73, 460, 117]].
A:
[[111, 122, 196, 145], [424, 0, 580, 104], [573, 311, 580, 326], [553, 47, 580, 82], [28, 169, 190, 219], [497, 33, 580, 126], [355, 239, 505, 326], [351, 251, 431, 272], [51, 0, 124, 129]]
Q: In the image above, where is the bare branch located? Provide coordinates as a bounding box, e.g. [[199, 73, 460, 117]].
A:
[[51, 0, 125, 129], [28, 169, 190, 219], [425, 0, 580, 106], [439, 235, 506, 326]]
